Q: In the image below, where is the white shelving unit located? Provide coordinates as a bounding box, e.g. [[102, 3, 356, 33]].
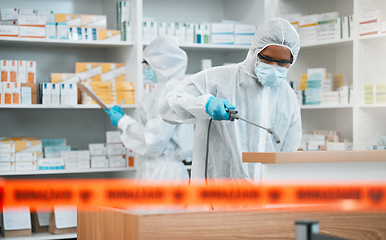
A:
[[0, 36, 133, 48], [265, 0, 386, 150], [0, 167, 135, 176], [0, 104, 136, 109], [1, 0, 384, 237], [0, 233, 76, 240], [354, 0, 386, 149], [265, 0, 356, 145], [300, 104, 353, 110], [359, 104, 386, 108], [301, 38, 353, 49]]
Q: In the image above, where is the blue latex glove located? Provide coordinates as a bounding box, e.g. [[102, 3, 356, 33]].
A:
[[105, 105, 124, 126], [205, 96, 236, 120]]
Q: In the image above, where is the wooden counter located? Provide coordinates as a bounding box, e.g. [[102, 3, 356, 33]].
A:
[[243, 150, 386, 164], [242, 151, 386, 182], [78, 206, 386, 240]]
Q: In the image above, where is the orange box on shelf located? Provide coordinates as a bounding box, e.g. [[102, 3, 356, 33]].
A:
[[0, 140, 42, 153], [3, 82, 12, 104], [80, 15, 107, 29], [108, 75, 126, 82], [76, 62, 102, 81], [55, 14, 81, 27], [113, 82, 135, 91], [9, 60, 17, 82], [20, 83, 38, 104], [26, 61, 36, 84], [12, 82, 20, 104], [51, 73, 78, 84], [1, 60, 9, 82], [2, 137, 37, 141], [97, 30, 121, 41], [0, 25, 18, 37], [101, 63, 126, 82]]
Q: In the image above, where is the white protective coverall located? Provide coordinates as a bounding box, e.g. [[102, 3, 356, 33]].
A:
[[117, 36, 193, 180], [159, 18, 302, 182]]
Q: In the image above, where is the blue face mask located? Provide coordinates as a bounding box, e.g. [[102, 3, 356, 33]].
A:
[[254, 61, 289, 87], [143, 66, 158, 83]]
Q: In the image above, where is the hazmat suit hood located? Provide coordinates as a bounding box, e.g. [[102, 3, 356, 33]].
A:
[[239, 18, 300, 78], [143, 36, 188, 83]]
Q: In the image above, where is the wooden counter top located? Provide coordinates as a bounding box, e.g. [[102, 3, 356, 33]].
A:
[[242, 150, 386, 164]]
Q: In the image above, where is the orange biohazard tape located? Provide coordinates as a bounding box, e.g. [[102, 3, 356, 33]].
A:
[[1, 179, 386, 211]]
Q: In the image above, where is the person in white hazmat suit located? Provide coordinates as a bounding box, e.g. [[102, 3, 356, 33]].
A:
[[105, 36, 193, 181], [159, 18, 302, 182]]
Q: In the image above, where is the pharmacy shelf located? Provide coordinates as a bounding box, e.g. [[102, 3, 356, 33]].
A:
[[359, 33, 386, 41], [301, 38, 353, 49], [0, 167, 135, 176], [0, 36, 133, 48], [300, 104, 353, 110], [0, 104, 136, 109], [0, 233, 76, 240], [358, 104, 386, 108], [167, 39, 353, 51], [146, 43, 249, 51], [179, 43, 250, 50]]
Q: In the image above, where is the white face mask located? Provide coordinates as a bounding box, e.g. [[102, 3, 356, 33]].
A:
[[254, 61, 289, 87]]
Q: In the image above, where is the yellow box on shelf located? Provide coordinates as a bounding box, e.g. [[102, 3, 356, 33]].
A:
[[51, 73, 78, 84], [108, 75, 126, 82], [102, 63, 125, 73], [2, 137, 37, 141], [376, 84, 386, 93], [0, 140, 42, 153], [300, 74, 307, 91], [98, 30, 121, 41], [333, 74, 344, 91], [80, 15, 107, 29], [81, 75, 102, 82], [113, 82, 135, 91], [364, 84, 375, 104], [376, 84, 386, 104], [55, 14, 81, 27], [76, 62, 102, 81], [84, 83, 111, 92]]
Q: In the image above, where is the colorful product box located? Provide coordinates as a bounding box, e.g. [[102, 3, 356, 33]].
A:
[[1, 60, 9, 82], [91, 156, 109, 168], [18, 15, 46, 27], [3, 82, 12, 104], [109, 155, 126, 168], [75, 62, 102, 81], [38, 158, 64, 170], [0, 142, 16, 153], [16, 161, 37, 171], [0, 25, 18, 37], [0, 162, 15, 171], [81, 15, 107, 29], [26, 61, 36, 84], [51, 73, 78, 84], [0, 8, 18, 21], [9, 60, 17, 82], [98, 30, 121, 41], [55, 14, 81, 27]]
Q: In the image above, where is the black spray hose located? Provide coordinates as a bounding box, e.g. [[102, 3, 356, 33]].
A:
[[204, 118, 212, 182]]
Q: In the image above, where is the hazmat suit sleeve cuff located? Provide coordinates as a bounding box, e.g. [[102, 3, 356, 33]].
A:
[[201, 94, 214, 116], [117, 115, 136, 132]]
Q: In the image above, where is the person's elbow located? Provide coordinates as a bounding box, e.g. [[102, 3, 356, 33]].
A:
[[159, 96, 183, 125]]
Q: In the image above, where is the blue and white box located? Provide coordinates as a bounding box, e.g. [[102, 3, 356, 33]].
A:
[[56, 22, 68, 39]]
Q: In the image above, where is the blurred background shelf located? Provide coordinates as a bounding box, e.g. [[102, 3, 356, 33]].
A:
[[0, 168, 135, 176]]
